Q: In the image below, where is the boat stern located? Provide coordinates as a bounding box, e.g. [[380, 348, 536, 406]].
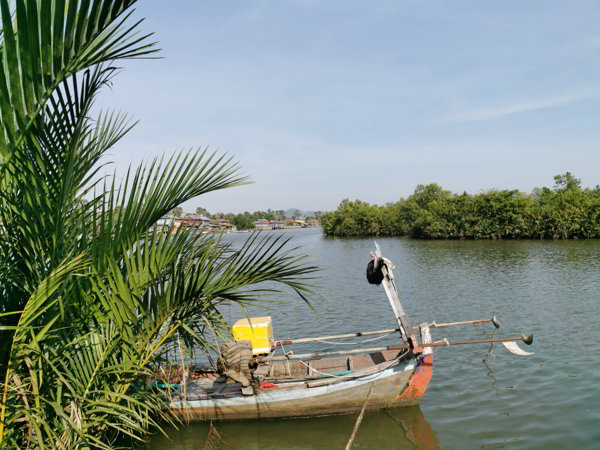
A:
[[395, 325, 434, 405]]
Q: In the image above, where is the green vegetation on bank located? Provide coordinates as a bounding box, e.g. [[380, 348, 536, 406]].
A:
[[321, 173, 600, 239], [211, 209, 288, 230], [211, 210, 323, 230]]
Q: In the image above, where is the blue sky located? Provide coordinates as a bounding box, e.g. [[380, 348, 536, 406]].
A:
[[97, 0, 600, 213]]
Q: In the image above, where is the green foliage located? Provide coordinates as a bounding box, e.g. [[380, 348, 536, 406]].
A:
[[195, 207, 211, 217], [231, 214, 256, 230], [322, 174, 600, 239], [212, 209, 286, 230], [0, 1, 318, 447], [553, 172, 581, 192], [170, 206, 183, 217], [320, 199, 396, 237]]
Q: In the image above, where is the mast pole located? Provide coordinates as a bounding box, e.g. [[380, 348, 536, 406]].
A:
[[375, 242, 418, 347]]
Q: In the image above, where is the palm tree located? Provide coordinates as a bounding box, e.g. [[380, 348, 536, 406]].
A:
[[0, 1, 317, 447]]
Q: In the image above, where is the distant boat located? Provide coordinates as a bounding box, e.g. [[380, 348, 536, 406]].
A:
[[166, 244, 532, 421]]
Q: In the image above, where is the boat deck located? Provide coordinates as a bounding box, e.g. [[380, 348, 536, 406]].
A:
[[167, 326, 433, 421], [174, 349, 410, 401]]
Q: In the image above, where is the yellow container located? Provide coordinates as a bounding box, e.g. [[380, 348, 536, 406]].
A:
[[232, 316, 273, 355]]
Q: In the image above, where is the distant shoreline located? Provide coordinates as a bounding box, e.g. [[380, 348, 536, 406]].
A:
[[321, 174, 600, 240]]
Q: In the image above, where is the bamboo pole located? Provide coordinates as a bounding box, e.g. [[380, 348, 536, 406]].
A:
[[177, 332, 187, 402], [257, 335, 533, 363], [345, 383, 374, 450], [272, 328, 401, 346], [428, 316, 500, 329], [271, 317, 500, 347]]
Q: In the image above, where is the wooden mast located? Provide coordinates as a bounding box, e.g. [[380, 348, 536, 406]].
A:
[[375, 242, 418, 348]]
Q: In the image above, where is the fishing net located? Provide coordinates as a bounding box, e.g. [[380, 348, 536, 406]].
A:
[[218, 340, 253, 387]]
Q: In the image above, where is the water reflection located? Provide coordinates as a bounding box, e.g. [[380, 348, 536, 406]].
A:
[[482, 359, 504, 402], [147, 407, 439, 450]]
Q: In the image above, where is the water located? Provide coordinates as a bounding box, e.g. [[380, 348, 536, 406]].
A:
[[147, 229, 600, 449]]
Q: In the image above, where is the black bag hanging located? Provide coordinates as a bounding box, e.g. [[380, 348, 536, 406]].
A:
[[366, 258, 384, 285]]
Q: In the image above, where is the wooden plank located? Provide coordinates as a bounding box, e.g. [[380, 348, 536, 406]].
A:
[[307, 358, 401, 388], [252, 363, 270, 381]]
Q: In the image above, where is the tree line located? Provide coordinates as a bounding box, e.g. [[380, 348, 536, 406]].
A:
[[167, 207, 323, 231], [214, 209, 323, 230], [321, 173, 600, 239]]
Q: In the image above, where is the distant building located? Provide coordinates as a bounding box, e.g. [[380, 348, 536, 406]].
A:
[[211, 218, 235, 231], [255, 218, 271, 230], [171, 215, 212, 231], [179, 215, 211, 224], [255, 219, 287, 230], [155, 217, 174, 230]]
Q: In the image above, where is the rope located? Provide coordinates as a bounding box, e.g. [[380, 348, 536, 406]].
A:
[[280, 342, 293, 359], [299, 355, 403, 380], [279, 343, 407, 380], [313, 332, 393, 346], [282, 343, 292, 376], [484, 326, 497, 360], [280, 342, 345, 379], [297, 358, 348, 378]]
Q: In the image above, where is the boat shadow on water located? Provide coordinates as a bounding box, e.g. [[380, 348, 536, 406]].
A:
[[146, 406, 440, 450]]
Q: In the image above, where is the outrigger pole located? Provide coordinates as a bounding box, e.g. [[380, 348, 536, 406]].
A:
[[427, 316, 500, 329], [269, 243, 533, 357], [271, 316, 500, 347], [257, 334, 534, 363]]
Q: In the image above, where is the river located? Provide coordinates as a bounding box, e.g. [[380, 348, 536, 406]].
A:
[[147, 228, 600, 449]]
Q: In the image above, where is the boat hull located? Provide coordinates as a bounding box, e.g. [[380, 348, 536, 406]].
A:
[[170, 352, 433, 421]]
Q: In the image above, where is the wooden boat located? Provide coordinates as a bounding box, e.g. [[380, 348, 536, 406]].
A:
[[170, 330, 433, 421], [167, 244, 532, 421]]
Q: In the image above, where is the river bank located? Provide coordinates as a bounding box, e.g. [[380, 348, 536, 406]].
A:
[[321, 174, 600, 239]]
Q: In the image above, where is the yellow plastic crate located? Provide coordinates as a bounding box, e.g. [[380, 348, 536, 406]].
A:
[[232, 316, 273, 355]]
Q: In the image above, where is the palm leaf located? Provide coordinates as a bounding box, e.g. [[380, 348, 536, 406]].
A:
[[0, 1, 321, 447], [0, 0, 157, 151], [0, 254, 89, 442]]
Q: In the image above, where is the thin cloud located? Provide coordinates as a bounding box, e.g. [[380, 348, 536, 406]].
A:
[[442, 90, 597, 123]]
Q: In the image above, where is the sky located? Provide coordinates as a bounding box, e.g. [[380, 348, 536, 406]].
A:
[[95, 0, 600, 214]]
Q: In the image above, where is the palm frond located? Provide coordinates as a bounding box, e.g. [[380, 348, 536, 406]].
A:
[[89, 148, 249, 270], [0, 0, 157, 150], [0, 253, 89, 443], [0, 2, 321, 447]]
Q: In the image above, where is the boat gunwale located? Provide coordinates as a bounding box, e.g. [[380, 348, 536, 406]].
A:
[[171, 356, 420, 407]]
